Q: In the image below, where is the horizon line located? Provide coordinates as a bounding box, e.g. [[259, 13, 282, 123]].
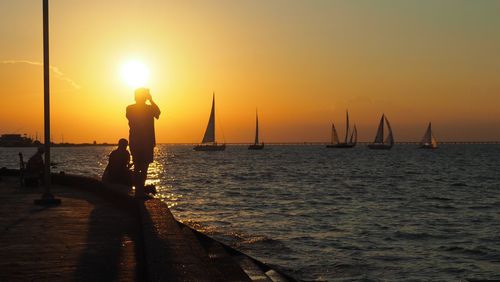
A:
[[6, 141, 500, 146]]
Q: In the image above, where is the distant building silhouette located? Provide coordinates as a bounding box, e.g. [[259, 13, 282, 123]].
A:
[[0, 134, 33, 147]]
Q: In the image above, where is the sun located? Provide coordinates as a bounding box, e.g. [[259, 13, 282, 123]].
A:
[[120, 60, 150, 88]]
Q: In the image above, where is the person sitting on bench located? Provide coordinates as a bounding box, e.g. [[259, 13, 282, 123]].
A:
[[24, 146, 45, 187]]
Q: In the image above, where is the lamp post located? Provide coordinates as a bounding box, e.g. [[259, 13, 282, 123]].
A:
[[35, 0, 61, 205]]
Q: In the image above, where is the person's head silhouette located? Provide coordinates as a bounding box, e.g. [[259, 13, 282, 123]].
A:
[[118, 138, 128, 150], [135, 88, 150, 104]]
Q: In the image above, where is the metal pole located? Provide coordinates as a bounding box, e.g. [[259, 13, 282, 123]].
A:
[[43, 0, 51, 194], [36, 0, 60, 205]]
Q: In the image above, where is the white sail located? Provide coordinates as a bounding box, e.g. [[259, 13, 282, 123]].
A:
[[254, 110, 259, 145], [384, 115, 394, 145], [373, 114, 385, 144], [201, 94, 216, 143], [430, 126, 438, 147], [331, 123, 339, 144], [431, 135, 437, 147], [421, 122, 437, 147]]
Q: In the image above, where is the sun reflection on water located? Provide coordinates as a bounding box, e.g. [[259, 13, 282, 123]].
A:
[[145, 160, 162, 187], [145, 156, 184, 208]]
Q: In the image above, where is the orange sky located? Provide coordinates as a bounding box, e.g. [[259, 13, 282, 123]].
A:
[[1, 0, 499, 143]]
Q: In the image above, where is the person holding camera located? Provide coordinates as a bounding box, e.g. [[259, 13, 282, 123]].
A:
[[126, 88, 161, 198]]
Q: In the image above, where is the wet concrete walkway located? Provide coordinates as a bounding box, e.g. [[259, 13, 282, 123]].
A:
[[0, 176, 143, 281]]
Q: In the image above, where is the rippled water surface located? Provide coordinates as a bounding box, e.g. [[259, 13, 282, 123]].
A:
[[1, 144, 500, 281]]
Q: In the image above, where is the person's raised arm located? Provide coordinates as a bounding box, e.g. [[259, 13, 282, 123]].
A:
[[148, 94, 161, 119]]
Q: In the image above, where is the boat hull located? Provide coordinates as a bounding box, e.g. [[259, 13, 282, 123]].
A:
[[193, 144, 226, 151], [248, 144, 264, 150], [420, 144, 438, 149], [326, 143, 356, 148], [367, 143, 393, 150]]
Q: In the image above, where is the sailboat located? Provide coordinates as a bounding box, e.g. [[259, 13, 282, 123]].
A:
[[248, 110, 264, 150], [194, 93, 226, 151], [326, 110, 357, 148], [325, 123, 340, 148], [368, 114, 394, 149], [420, 122, 438, 149]]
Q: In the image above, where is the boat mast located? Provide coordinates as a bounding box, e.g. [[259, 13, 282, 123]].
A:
[[344, 110, 350, 143], [254, 109, 259, 145], [331, 123, 334, 144], [212, 93, 215, 143]]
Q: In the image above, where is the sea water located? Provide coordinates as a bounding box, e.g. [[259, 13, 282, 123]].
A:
[[1, 144, 499, 281]]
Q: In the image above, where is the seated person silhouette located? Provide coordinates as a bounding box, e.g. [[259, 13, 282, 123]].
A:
[[102, 138, 133, 186], [24, 146, 45, 187]]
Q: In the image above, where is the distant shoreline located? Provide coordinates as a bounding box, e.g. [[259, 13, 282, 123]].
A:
[[0, 143, 117, 148], [161, 141, 500, 145], [1, 141, 499, 148]]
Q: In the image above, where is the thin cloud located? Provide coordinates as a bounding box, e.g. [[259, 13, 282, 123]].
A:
[[1, 60, 81, 90]]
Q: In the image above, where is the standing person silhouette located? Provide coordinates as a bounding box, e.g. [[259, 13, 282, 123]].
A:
[[126, 88, 161, 198]]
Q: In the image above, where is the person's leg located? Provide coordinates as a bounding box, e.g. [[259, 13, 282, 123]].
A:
[[125, 169, 133, 187], [140, 163, 149, 187], [134, 162, 150, 197], [132, 146, 153, 198], [133, 163, 145, 197]]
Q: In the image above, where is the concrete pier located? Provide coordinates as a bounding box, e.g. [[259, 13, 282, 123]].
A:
[[0, 176, 142, 281], [0, 171, 297, 282]]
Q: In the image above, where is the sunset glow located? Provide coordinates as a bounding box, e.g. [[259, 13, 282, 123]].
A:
[[0, 1, 500, 143], [120, 60, 150, 88]]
